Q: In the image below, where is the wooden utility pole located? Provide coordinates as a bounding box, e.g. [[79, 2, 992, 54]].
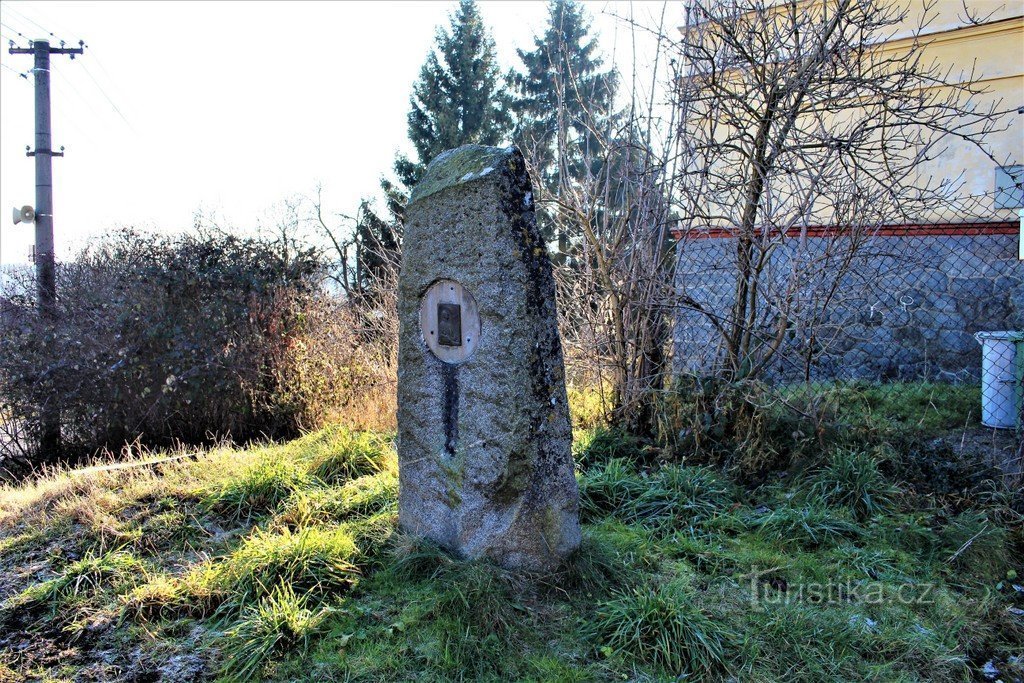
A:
[[8, 38, 84, 457]]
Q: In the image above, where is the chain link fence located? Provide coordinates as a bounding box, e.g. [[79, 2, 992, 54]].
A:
[[672, 190, 1022, 466]]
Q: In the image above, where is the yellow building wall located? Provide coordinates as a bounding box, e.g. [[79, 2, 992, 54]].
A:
[[682, 0, 1023, 223], [890, 6, 1023, 211], [820, 0, 1023, 217]]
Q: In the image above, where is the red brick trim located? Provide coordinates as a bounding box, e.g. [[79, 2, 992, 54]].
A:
[[671, 221, 1019, 240]]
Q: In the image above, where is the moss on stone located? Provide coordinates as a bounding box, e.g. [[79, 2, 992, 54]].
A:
[[408, 145, 516, 207]]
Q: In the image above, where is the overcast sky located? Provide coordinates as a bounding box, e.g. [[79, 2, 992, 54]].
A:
[[0, 1, 676, 265]]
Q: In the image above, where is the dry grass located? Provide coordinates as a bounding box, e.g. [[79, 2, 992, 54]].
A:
[[326, 381, 397, 432], [0, 443, 252, 532]]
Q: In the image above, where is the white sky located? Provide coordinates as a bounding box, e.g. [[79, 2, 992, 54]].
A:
[[0, 0, 677, 265]]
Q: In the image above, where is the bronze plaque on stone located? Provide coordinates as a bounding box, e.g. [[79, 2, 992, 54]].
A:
[[437, 303, 462, 346]]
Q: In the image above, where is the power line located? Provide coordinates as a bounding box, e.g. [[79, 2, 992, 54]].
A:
[[0, 59, 28, 79], [0, 28, 29, 50], [4, 5, 132, 132], [79, 59, 133, 130], [50, 61, 104, 121], [1, 3, 61, 42], [50, 98, 98, 147], [3, 2, 75, 44], [0, 20, 30, 42]]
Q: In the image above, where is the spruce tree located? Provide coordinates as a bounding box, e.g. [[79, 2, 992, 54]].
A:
[[353, 0, 511, 297], [395, 0, 512, 188], [350, 179, 404, 297], [512, 0, 615, 191]]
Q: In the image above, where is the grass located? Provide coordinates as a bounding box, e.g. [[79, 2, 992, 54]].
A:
[[0, 382, 1020, 681], [572, 426, 649, 468], [304, 428, 393, 483], [7, 547, 146, 615], [589, 582, 728, 678], [220, 583, 331, 681], [745, 504, 863, 548], [804, 447, 900, 521], [206, 457, 310, 521], [828, 381, 981, 437], [200, 525, 361, 612]]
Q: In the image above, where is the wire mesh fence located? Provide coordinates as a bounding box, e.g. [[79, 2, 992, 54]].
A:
[[671, 190, 1023, 453]]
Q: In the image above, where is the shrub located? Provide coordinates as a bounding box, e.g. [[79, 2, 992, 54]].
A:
[[567, 385, 608, 430], [661, 376, 806, 480], [0, 228, 363, 465], [219, 583, 330, 681], [590, 583, 727, 678]]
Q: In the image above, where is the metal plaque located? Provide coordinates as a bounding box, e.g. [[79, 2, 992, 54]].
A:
[[420, 279, 480, 363], [437, 303, 462, 347]]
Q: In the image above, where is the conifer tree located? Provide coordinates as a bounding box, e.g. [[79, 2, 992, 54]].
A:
[[394, 0, 512, 188], [353, 0, 511, 297], [512, 0, 615, 191], [350, 179, 404, 297]]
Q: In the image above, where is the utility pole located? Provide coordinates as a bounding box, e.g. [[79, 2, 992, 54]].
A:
[[8, 38, 85, 458]]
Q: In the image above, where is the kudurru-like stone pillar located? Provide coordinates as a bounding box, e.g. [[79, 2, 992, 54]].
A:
[[397, 144, 580, 571]]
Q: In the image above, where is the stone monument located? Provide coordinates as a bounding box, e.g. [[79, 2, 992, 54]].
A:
[[397, 144, 580, 571]]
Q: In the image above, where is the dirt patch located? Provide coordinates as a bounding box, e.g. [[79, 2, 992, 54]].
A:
[[931, 425, 1022, 477]]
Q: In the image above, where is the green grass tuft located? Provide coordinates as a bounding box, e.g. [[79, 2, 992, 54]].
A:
[[205, 457, 310, 521], [590, 582, 728, 679], [277, 471, 397, 529], [383, 532, 457, 581], [307, 428, 393, 483], [203, 526, 360, 613], [578, 458, 648, 522], [219, 582, 331, 681], [631, 464, 736, 528], [805, 448, 899, 521], [555, 533, 627, 596], [434, 561, 523, 636], [935, 510, 1016, 581], [747, 504, 863, 548], [10, 548, 145, 613]]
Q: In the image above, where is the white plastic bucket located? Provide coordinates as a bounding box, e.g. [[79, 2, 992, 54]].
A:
[[974, 331, 1023, 430]]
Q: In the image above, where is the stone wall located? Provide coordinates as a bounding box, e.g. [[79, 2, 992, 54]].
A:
[[673, 231, 1024, 381]]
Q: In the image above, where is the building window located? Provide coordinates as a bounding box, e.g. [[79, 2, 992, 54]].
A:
[[994, 165, 1024, 210]]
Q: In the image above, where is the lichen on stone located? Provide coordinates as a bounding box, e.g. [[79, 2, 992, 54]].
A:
[[407, 144, 517, 207], [397, 142, 579, 571]]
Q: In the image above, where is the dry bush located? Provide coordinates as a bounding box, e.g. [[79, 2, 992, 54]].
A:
[[276, 295, 396, 433], [0, 229, 373, 469]]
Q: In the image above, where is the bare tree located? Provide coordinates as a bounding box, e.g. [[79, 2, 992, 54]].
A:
[[520, 3, 682, 434], [307, 188, 402, 427], [670, 0, 1010, 383]]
